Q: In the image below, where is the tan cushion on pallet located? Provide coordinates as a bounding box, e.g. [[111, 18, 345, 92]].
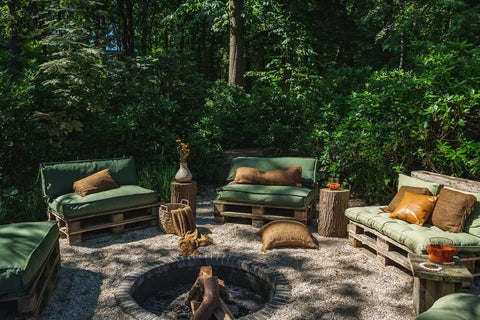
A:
[[389, 192, 437, 226], [229, 166, 302, 187], [256, 220, 318, 252], [73, 169, 119, 197], [381, 186, 432, 213], [431, 188, 477, 233]]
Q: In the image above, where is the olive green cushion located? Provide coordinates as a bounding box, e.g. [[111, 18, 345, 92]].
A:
[[398, 173, 443, 195], [0, 221, 59, 294], [41, 156, 138, 199], [416, 293, 480, 320], [226, 157, 318, 188], [216, 184, 316, 208], [49, 185, 157, 219], [345, 206, 480, 254]]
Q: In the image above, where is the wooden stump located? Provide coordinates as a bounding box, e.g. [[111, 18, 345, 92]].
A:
[[318, 188, 350, 237], [171, 181, 197, 216]]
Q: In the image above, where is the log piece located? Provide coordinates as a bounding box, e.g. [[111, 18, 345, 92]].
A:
[[192, 276, 219, 320], [318, 188, 350, 237], [171, 181, 197, 216]]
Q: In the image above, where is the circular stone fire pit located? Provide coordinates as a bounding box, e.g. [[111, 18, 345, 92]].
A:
[[116, 254, 291, 320]]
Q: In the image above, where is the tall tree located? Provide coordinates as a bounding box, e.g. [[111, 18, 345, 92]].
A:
[[117, 0, 135, 56], [228, 0, 245, 86]]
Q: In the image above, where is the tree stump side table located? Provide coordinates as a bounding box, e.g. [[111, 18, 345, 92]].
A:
[[170, 181, 197, 217], [408, 253, 474, 315], [317, 188, 350, 237]]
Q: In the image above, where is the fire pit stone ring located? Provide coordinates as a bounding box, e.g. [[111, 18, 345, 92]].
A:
[[115, 254, 291, 319]]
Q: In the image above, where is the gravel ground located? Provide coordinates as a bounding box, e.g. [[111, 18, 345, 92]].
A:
[[43, 184, 480, 320]]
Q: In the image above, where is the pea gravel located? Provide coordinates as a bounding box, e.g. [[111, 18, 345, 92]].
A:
[[43, 184, 480, 320]]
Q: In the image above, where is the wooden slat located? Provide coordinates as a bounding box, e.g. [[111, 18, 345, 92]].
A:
[[213, 200, 313, 227]]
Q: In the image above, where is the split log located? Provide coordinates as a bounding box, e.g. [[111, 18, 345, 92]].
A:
[[192, 276, 220, 320], [186, 266, 234, 320]]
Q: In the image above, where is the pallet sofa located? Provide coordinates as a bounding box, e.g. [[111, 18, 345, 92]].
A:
[[345, 170, 480, 279], [40, 156, 159, 245], [213, 157, 318, 227], [0, 221, 60, 320]]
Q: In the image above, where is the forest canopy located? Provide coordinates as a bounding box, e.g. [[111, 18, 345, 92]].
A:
[[1, 0, 480, 222]]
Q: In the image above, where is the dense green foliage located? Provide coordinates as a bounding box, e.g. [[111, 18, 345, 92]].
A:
[[1, 0, 480, 223]]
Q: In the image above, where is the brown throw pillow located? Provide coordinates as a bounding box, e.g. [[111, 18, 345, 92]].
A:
[[256, 220, 318, 252], [229, 166, 302, 187], [73, 169, 119, 197], [389, 192, 437, 226], [381, 186, 432, 213], [430, 188, 477, 233]]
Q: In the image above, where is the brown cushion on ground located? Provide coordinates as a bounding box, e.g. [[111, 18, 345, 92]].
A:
[[430, 188, 477, 233], [381, 186, 432, 213], [256, 220, 318, 252], [389, 192, 437, 226], [72, 169, 119, 197], [229, 166, 302, 187]]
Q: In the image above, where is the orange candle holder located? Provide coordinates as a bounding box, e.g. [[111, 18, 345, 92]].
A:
[[427, 237, 457, 264], [327, 177, 341, 190]]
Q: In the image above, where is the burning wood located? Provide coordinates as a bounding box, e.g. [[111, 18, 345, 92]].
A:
[[185, 266, 235, 320]]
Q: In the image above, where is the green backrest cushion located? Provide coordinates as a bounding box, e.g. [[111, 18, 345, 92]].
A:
[[41, 156, 138, 198], [226, 157, 318, 188], [398, 173, 443, 196]]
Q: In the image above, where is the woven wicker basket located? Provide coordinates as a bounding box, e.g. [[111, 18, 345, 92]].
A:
[[159, 199, 189, 234]]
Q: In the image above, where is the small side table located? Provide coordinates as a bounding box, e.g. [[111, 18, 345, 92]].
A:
[[408, 253, 473, 315], [170, 181, 197, 216], [317, 188, 350, 237]]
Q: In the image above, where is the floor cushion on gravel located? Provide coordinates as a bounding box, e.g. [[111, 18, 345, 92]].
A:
[[415, 293, 480, 320], [0, 221, 60, 319]]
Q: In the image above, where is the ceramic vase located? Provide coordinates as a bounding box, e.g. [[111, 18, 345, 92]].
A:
[[175, 162, 192, 182]]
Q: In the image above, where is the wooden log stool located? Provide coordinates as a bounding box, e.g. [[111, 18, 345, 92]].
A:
[[171, 180, 197, 216], [408, 253, 474, 315], [318, 188, 350, 237]]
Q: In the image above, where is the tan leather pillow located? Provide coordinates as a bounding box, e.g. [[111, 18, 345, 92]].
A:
[[381, 186, 432, 213], [256, 220, 318, 252], [430, 188, 477, 233], [73, 169, 119, 197], [229, 166, 302, 187], [389, 192, 437, 226]]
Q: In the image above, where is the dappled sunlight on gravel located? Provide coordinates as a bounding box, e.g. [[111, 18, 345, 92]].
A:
[[43, 183, 449, 319]]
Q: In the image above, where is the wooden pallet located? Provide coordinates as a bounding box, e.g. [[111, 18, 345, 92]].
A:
[[213, 200, 315, 227], [0, 241, 61, 320], [48, 203, 159, 245], [348, 221, 480, 280]]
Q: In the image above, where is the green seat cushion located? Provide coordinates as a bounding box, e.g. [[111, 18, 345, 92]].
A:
[[416, 293, 480, 320], [345, 206, 480, 254], [49, 185, 157, 219], [0, 221, 59, 294], [215, 184, 316, 208], [227, 157, 318, 188], [41, 156, 138, 199]]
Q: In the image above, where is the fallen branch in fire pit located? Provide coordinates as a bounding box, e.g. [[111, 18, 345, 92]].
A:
[[185, 266, 234, 320]]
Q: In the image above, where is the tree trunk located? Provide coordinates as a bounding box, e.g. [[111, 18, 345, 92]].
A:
[[228, 0, 245, 87], [140, 0, 149, 55], [117, 0, 135, 56]]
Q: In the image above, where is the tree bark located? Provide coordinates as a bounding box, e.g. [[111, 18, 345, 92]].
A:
[[228, 0, 245, 87]]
